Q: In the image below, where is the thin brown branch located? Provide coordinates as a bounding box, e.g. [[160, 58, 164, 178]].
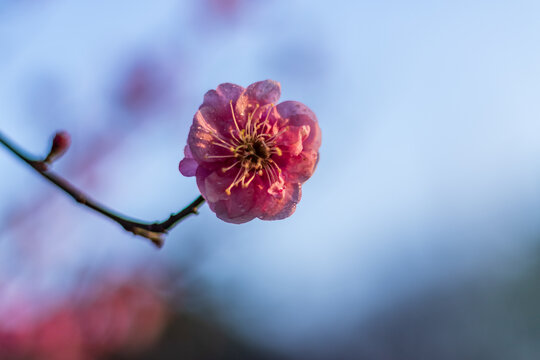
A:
[[0, 131, 204, 248]]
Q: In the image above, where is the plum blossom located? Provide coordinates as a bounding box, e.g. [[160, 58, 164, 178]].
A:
[[179, 80, 321, 223]]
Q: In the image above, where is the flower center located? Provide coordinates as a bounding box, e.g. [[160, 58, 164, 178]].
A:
[[201, 101, 289, 195], [201, 101, 290, 195], [252, 139, 270, 159], [241, 138, 271, 170]]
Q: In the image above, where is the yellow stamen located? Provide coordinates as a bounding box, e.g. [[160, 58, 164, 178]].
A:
[[230, 100, 241, 133], [222, 161, 240, 173], [254, 104, 274, 134], [212, 142, 236, 151], [206, 154, 236, 159], [246, 104, 260, 137], [243, 172, 257, 188], [225, 167, 246, 195], [230, 129, 240, 143]]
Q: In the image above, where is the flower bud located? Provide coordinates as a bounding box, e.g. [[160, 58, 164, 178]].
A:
[[44, 131, 71, 164]]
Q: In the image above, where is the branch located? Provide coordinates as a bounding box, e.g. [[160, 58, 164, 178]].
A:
[[0, 130, 205, 248]]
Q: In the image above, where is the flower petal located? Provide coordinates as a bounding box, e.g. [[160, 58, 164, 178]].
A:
[[213, 200, 258, 224], [246, 80, 281, 105], [187, 110, 236, 169], [201, 83, 244, 119], [223, 180, 259, 223], [275, 125, 310, 156], [258, 182, 302, 220], [200, 169, 233, 203], [276, 150, 319, 183], [178, 146, 198, 177], [196, 167, 261, 224], [195, 83, 245, 142], [276, 101, 321, 152], [236, 80, 281, 119]]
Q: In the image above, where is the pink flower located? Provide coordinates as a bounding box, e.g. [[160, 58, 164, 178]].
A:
[[179, 80, 321, 223]]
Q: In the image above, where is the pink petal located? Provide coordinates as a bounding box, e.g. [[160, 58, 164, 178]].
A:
[[213, 200, 258, 224], [195, 167, 260, 224], [276, 150, 319, 183], [216, 83, 244, 102], [178, 146, 198, 177], [267, 175, 285, 197], [187, 110, 236, 168], [196, 83, 245, 140], [276, 101, 321, 152], [235, 80, 281, 119], [201, 83, 244, 118], [275, 125, 310, 156], [195, 166, 211, 200], [245, 80, 281, 105], [201, 170, 234, 203], [258, 182, 302, 220], [275, 100, 315, 120], [223, 180, 259, 222]]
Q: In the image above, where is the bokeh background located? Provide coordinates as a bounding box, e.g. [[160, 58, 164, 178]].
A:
[[2, 0, 540, 359]]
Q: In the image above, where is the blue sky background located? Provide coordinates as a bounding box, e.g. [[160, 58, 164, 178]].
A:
[[2, 0, 540, 357]]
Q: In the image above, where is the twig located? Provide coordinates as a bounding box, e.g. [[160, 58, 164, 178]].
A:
[[0, 131, 205, 248]]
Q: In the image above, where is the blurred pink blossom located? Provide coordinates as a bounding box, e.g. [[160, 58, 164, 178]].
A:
[[0, 274, 168, 360], [117, 58, 176, 115], [207, 0, 241, 16], [179, 80, 321, 223]]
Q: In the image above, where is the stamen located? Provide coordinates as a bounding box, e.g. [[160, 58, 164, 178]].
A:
[[230, 100, 241, 133], [209, 130, 234, 147], [222, 161, 240, 173], [206, 154, 237, 159], [254, 104, 274, 135], [264, 126, 290, 142], [264, 104, 274, 123], [242, 171, 257, 188], [246, 104, 260, 137], [266, 163, 278, 184], [229, 129, 240, 143], [199, 121, 235, 147], [264, 167, 273, 187], [225, 167, 246, 195], [211, 142, 235, 151], [267, 159, 283, 174], [235, 144, 247, 152]]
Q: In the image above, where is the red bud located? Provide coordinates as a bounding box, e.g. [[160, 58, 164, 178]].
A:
[[44, 131, 71, 164]]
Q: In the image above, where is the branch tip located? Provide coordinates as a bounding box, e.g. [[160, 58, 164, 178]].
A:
[[0, 130, 205, 248]]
